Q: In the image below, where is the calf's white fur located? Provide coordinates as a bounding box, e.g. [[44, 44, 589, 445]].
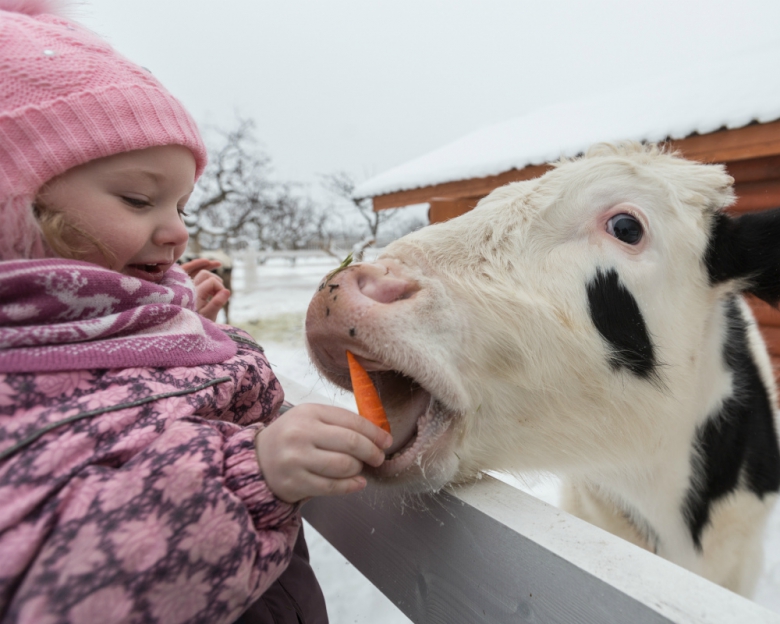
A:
[[305, 143, 780, 595]]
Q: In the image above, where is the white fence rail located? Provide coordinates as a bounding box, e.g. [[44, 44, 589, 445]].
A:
[[279, 375, 780, 624]]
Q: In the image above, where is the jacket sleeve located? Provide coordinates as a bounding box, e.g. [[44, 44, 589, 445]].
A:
[[203, 333, 286, 428], [236, 525, 329, 624], [0, 377, 299, 624]]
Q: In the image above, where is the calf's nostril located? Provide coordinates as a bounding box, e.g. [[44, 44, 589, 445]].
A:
[[357, 271, 416, 304]]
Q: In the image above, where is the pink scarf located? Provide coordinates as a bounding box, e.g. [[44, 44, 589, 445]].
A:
[[0, 259, 237, 373]]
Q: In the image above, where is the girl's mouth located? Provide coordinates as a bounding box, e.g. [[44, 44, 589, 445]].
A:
[[125, 263, 169, 282]]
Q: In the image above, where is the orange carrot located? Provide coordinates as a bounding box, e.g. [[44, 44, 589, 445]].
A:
[[346, 350, 391, 434]]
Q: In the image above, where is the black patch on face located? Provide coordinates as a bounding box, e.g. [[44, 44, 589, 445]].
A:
[[683, 297, 780, 550], [586, 268, 656, 379], [705, 209, 780, 305]]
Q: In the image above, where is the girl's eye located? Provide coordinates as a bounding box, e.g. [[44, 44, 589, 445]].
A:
[[121, 196, 150, 208], [607, 213, 643, 245]]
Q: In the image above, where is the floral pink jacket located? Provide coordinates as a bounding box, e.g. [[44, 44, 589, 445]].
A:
[[0, 329, 298, 624]]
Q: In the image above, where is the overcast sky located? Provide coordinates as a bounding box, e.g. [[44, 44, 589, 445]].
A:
[[77, 0, 780, 193]]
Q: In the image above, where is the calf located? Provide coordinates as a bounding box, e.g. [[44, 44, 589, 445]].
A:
[[305, 143, 780, 595]]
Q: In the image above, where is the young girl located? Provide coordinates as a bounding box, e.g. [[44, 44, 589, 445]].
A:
[[0, 3, 391, 623]]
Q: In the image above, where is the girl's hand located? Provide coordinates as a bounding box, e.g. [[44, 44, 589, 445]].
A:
[[180, 259, 231, 321], [180, 257, 221, 277], [191, 269, 231, 321], [254, 403, 393, 504]]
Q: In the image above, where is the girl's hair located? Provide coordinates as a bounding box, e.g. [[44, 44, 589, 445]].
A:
[[34, 202, 116, 266], [0, 0, 207, 261]]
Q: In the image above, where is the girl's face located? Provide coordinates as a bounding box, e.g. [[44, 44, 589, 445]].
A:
[[37, 145, 196, 283]]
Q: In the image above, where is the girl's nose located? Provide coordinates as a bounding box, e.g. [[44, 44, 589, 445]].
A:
[[153, 208, 189, 247]]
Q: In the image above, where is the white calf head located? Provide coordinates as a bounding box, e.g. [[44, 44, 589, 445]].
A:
[[305, 143, 780, 492]]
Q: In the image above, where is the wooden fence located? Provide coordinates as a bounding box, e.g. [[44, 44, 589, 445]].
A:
[[279, 375, 780, 624]]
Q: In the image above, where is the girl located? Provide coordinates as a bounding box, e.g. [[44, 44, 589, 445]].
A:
[[0, 3, 391, 623]]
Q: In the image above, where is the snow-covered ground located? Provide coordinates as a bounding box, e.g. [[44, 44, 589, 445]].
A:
[[227, 253, 780, 622]]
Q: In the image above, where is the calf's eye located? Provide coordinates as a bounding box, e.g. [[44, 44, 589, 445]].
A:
[[607, 214, 643, 245]]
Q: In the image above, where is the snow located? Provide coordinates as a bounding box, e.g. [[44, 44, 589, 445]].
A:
[[228, 253, 780, 621], [355, 44, 780, 200]]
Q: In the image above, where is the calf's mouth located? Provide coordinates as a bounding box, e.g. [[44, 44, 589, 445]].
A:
[[328, 354, 455, 479]]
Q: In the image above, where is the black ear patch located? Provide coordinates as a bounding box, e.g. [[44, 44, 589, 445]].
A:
[[706, 208, 780, 304], [682, 297, 780, 550], [586, 268, 657, 379]]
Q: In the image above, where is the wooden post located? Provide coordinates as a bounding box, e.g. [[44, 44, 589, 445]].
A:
[[302, 479, 779, 624], [278, 375, 780, 624]]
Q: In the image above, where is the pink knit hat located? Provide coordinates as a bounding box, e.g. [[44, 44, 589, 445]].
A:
[[0, 0, 208, 259]]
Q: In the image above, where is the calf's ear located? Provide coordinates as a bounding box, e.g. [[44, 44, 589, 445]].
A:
[[706, 208, 780, 305]]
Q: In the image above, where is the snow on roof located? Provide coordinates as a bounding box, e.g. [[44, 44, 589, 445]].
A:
[[355, 45, 780, 200]]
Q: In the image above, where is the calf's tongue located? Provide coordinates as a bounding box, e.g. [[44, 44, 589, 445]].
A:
[[382, 382, 432, 455]]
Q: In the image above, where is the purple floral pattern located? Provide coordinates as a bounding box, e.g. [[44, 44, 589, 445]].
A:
[[0, 333, 298, 624]]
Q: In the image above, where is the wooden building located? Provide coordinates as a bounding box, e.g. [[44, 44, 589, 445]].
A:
[[354, 48, 780, 376]]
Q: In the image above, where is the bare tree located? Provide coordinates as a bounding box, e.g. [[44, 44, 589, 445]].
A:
[[322, 171, 399, 242], [186, 117, 334, 253], [247, 183, 331, 250], [185, 117, 273, 252]]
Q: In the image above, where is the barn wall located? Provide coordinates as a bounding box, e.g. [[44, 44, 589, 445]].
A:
[[428, 196, 482, 223]]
